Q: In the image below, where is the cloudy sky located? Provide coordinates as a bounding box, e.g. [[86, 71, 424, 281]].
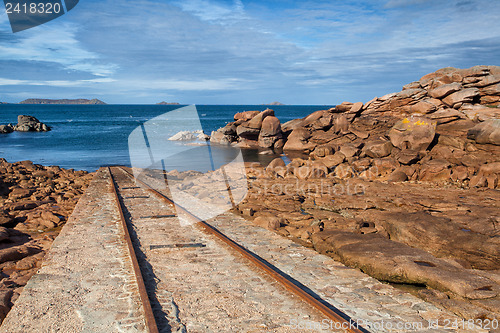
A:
[[0, 0, 499, 104]]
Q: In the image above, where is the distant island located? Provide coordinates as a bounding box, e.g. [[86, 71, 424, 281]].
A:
[[156, 101, 180, 105], [19, 98, 106, 105], [262, 101, 285, 105]]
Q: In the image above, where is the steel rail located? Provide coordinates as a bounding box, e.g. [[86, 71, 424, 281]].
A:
[[116, 166, 367, 333], [107, 167, 159, 333]]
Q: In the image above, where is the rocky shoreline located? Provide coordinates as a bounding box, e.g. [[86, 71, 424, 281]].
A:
[[208, 66, 500, 321], [0, 159, 93, 323], [0, 65, 498, 324]]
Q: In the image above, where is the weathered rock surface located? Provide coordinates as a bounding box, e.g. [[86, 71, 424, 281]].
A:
[[388, 116, 436, 151], [312, 231, 498, 300], [0, 158, 93, 323], [467, 119, 500, 145], [229, 67, 500, 320], [362, 139, 393, 158], [211, 109, 284, 149], [237, 170, 500, 320], [283, 128, 315, 151], [7, 115, 51, 133]]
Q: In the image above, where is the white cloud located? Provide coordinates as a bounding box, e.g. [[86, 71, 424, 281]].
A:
[[0, 23, 116, 76], [0, 77, 116, 87], [110, 77, 248, 92], [171, 0, 247, 23], [1, 0, 499, 104]]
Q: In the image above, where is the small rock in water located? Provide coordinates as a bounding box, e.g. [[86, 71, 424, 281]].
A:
[[168, 130, 207, 141], [13, 115, 51, 132]]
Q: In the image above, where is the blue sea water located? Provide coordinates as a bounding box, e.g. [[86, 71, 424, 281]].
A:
[[0, 104, 332, 171]]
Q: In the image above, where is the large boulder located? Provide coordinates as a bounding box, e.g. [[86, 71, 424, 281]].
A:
[[332, 114, 350, 134], [301, 110, 328, 127], [236, 124, 260, 139], [428, 108, 463, 124], [480, 83, 500, 96], [283, 128, 316, 151], [220, 123, 237, 135], [210, 130, 236, 145], [281, 119, 304, 136], [310, 145, 334, 159], [377, 211, 500, 271], [265, 158, 286, 178], [419, 67, 462, 89], [409, 99, 441, 114], [260, 116, 281, 137], [419, 159, 451, 182], [461, 104, 500, 121], [258, 116, 282, 149], [394, 149, 421, 165], [258, 134, 281, 149], [318, 152, 345, 169], [14, 115, 50, 132], [293, 161, 328, 179], [388, 117, 436, 151], [253, 215, 284, 230], [349, 102, 364, 114], [470, 162, 500, 189], [467, 119, 500, 145], [247, 109, 274, 129], [234, 111, 260, 121], [362, 140, 393, 158], [428, 82, 462, 99], [442, 88, 480, 108], [312, 230, 498, 300]]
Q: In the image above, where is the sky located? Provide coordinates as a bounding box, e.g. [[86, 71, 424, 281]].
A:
[[0, 0, 499, 104]]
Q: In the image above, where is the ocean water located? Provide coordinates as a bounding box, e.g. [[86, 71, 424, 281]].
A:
[[0, 104, 332, 171]]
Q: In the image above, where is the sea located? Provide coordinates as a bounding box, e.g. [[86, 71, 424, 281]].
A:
[[0, 104, 332, 172]]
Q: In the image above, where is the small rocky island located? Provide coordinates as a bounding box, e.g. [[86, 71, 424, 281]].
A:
[[0, 115, 51, 134], [156, 101, 180, 105], [262, 101, 285, 105], [19, 98, 106, 105]]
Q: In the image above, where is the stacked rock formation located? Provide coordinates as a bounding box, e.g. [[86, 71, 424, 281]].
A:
[[230, 66, 500, 321], [210, 108, 284, 149], [213, 66, 500, 189], [0, 115, 51, 134]]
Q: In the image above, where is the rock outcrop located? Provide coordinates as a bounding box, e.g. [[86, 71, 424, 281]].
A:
[[214, 66, 500, 190], [210, 108, 284, 149], [13, 115, 51, 132], [227, 66, 500, 321], [1, 115, 51, 134], [0, 159, 93, 323]]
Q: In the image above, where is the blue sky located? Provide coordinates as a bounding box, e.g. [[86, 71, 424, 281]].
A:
[[0, 0, 499, 104]]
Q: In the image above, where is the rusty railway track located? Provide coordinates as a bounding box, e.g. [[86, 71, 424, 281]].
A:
[[108, 167, 159, 333], [108, 166, 367, 333]]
